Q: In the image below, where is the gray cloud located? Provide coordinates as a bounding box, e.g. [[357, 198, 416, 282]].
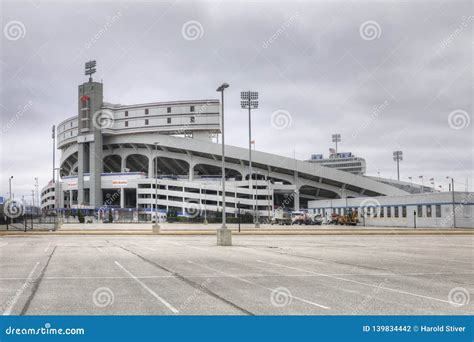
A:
[[1, 0, 472, 199]]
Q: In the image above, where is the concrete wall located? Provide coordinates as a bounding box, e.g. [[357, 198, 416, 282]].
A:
[[308, 192, 474, 228]]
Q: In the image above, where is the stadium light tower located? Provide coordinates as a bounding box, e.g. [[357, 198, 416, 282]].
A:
[[241, 91, 259, 228], [393, 150, 403, 181], [332, 134, 341, 154], [216, 83, 232, 246], [85, 60, 96, 82]]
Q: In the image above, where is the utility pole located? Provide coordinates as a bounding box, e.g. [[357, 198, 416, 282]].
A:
[[153, 142, 160, 233], [216, 83, 231, 246], [446, 176, 456, 228], [52, 125, 56, 183]]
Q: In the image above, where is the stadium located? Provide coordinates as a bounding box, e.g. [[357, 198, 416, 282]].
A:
[[41, 62, 417, 222]]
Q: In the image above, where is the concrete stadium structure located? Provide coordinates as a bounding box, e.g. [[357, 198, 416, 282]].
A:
[[41, 64, 411, 221]]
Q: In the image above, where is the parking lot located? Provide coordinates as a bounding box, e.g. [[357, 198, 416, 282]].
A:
[[0, 234, 472, 315]]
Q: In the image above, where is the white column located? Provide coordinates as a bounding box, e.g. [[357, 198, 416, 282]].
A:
[[120, 187, 125, 208], [121, 155, 126, 172], [148, 155, 154, 178], [189, 164, 194, 181]]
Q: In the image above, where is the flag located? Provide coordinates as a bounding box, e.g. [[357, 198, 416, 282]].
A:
[[329, 148, 336, 154]]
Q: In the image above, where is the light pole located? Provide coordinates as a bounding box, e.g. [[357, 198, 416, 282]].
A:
[[203, 182, 208, 225], [216, 83, 231, 246], [153, 142, 160, 232], [52, 125, 56, 183], [332, 134, 341, 154], [241, 90, 259, 227], [34, 177, 39, 208], [8, 176, 13, 199], [393, 151, 403, 181], [408, 176, 413, 188], [446, 176, 456, 228], [419, 175, 424, 193]]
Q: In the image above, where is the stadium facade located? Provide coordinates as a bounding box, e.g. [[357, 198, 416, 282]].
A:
[[41, 63, 411, 221]]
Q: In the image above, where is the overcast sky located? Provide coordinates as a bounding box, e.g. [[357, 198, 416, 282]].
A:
[[1, 0, 472, 201]]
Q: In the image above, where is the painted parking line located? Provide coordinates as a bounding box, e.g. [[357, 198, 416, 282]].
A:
[[188, 261, 330, 310], [2, 262, 40, 315], [114, 261, 179, 314], [257, 260, 461, 306], [44, 242, 51, 253]]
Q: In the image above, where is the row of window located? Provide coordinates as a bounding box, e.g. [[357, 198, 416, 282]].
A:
[[124, 116, 196, 127], [124, 106, 196, 117], [316, 204, 443, 218]]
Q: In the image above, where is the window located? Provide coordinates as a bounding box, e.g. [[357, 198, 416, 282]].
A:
[[394, 206, 399, 218], [387, 206, 391, 218], [145, 119, 149, 125], [125, 111, 128, 117], [145, 108, 149, 115], [190, 116, 195, 123], [190, 105, 195, 112], [402, 206, 407, 217], [380, 207, 384, 218], [426, 205, 432, 218], [417, 205, 423, 217], [167, 117, 171, 124], [167, 107, 171, 113], [435, 205, 441, 217], [125, 121, 128, 127]]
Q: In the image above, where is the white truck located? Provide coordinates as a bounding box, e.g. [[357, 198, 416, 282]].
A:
[[291, 211, 323, 225], [270, 209, 292, 225]]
